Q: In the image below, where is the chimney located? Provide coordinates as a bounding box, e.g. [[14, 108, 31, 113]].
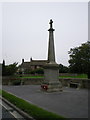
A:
[[22, 59, 24, 63]]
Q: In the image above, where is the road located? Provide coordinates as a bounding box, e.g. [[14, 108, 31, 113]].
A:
[[3, 85, 89, 118]]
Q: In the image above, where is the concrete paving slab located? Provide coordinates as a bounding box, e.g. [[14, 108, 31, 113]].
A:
[[3, 85, 88, 118]]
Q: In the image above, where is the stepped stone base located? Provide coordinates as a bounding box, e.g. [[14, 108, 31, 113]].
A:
[[41, 81, 62, 92], [41, 63, 63, 92]]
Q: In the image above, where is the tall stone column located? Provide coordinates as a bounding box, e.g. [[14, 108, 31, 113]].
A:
[[41, 19, 62, 92], [48, 19, 55, 63]]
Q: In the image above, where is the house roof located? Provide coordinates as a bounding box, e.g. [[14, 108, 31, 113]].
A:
[[30, 60, 48, 66], [19, 59, 48, 68]]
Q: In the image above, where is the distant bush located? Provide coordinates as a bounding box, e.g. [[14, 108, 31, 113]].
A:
[[35, 68, 44, 74], [12, 80, 21, 85], [30, 68, 44, 75], [30, 70, 35, 74]]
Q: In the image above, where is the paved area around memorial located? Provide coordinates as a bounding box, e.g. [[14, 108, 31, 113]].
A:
[[3, 85, 88, 118]]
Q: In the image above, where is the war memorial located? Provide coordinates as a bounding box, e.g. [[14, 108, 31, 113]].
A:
[[1, 20, 89, 119], [41, 19, 62, 92]]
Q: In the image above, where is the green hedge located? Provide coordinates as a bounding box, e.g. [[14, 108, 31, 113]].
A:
[[2, 90, 66, 120]]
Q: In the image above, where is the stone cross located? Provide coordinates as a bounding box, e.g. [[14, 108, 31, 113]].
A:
[[49, 19, 53, 28]]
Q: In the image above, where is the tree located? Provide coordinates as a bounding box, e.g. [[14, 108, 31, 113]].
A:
[[59, 64, 69, 73], [68, 41, 90, 79], [2, 60, 5, 76], [2, 62, 18, 76]]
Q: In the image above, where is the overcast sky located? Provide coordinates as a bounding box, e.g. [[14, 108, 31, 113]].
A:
[[1, 2, 88, 66]]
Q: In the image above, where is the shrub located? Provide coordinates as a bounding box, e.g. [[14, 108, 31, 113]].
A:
[[12, 80, 21, 85], [35, 68, 44, 74]]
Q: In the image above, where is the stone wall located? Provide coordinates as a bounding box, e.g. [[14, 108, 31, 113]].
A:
[[60, 78, 90, 89], [2, 76, 43, 85], [2, 76, 90, 89], [17, 73, 78, 77]]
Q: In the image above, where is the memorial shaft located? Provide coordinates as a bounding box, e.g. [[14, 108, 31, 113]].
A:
[[48, 19, 55, 63]]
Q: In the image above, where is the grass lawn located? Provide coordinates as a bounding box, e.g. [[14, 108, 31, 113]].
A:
[[19, 76, 44, 79], [1, 90, 66, 120], [59, 74, 87, 79], [18, 74, 87, 79]]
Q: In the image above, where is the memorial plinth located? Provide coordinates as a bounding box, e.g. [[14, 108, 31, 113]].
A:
[[41, 19, 62, 92]]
